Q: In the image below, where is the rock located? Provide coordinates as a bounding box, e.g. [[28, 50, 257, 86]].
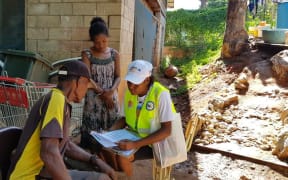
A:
[[209, 95, 239, 111], [280, 108, 288, 125], [194, 139, 204, 144], [209, 97, 225, 111], [164, 64, 178, 78], [168, 84, 178, 91], [240, 175, 251, 180], [201, 131, 213, 138], [223, 116, 233, 124], [271, 50, 288, 83], [207, 126, 215, 133], [231, 136, 244, 144], [227, 125, 238, 133], [272, 128, 288, 160], [260, 144, 272, 151], [214, 138, 224, 143], [234, 73, 249, 94]]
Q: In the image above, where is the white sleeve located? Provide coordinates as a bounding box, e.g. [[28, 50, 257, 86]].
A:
[[158, 91, 175, 123]]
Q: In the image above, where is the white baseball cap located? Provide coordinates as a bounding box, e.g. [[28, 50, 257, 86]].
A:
[[125, 60, 153, 85]]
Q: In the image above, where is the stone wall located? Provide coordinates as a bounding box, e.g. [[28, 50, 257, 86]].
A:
[[25, 0, 166, 103], [118, 0, 135, 103], [26, 0, 135, 103], [26, 0, 124, 62]]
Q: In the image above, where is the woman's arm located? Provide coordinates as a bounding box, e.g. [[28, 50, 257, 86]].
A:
[[99, 50, 120, 108], [117, 121, 171, 150], [108, 116, 126, 131]]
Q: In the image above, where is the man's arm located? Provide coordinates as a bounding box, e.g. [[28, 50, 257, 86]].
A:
[[40, 138, 71, 180], [65, 141, 117, 180]]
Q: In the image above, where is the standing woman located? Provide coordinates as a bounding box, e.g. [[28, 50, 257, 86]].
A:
[[81, 17, 121, 149]]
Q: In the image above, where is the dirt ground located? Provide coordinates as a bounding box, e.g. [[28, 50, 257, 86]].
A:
[[124, 48, 288, 180]]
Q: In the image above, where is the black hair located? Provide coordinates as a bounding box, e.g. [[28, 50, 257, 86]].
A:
[[148, 75, 156, 87], [89, 17, 109, 41]]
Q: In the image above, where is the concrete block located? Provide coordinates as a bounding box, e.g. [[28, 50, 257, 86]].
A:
[[38, 40, 60, 51], [123, 6, 130, 18], [73, 3, 97, 15], [109, 16, 121, 29], [26, 40, 37, 52], [27, 3, 49, 15], [39, 51, 72, 62], [121, 18, 129, 31], [97, 3, 121, 15], [49, 28, 72, 40], [129, 19, 134, 33], [127, 0, 135, 10], [71, 52, 82, 57], [71, 28, 90, 40], [28, 0, 39, 3], [61, 16, 83, 27], [27, 16, 37, 27], [109, 41, 120, 51], [82, 40, 93, 50], [109, 29, 121, 42], [62, 0, 86, 2], [86, 0, 121, 2], [27, 28, 49, 39], [50, 3, 72, 15], [40, 0, 61, 2], [37, 16, 61, 27], [60, 40, 82, 51]]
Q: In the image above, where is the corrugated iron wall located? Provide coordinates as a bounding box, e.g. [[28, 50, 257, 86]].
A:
[[133, 0, 157, 62]]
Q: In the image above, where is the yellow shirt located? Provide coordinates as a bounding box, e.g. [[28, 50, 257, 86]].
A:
[[8, 88, 70, 180]]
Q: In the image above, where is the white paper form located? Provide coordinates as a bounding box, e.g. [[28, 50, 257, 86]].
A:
[[90, 129, 141, 157]]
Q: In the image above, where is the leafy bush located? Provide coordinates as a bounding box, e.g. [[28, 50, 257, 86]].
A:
[[165, 6, 227, 93], [245, 1, 277, 29]]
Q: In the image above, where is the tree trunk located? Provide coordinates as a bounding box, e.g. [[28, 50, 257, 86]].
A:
[[200, 0, 208, 8], [221, 0, 248, 59]]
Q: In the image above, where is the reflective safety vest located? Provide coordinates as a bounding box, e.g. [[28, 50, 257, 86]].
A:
[[124, 82, 176, 138]]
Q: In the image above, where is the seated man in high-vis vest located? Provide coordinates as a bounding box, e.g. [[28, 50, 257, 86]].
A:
[[109, 59, 176, 176]]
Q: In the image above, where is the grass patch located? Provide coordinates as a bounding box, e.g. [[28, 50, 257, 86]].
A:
[[165, 6, 225, 96], [170, 50, 221, 96]]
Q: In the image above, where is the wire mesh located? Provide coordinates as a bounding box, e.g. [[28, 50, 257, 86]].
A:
[[0, 77, 84, 136]]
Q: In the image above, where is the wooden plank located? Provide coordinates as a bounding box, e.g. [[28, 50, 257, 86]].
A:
[[193, 144, 288, 170]]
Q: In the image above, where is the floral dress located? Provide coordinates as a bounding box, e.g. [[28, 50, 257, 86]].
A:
[[81, 48, 120, 133]]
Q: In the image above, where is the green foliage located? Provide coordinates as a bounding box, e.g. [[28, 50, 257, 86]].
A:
[[207, 0, 228, 8], [165, 6, 226, 95], [160, 56, 171, 72], [165, 7, 227, 50]]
